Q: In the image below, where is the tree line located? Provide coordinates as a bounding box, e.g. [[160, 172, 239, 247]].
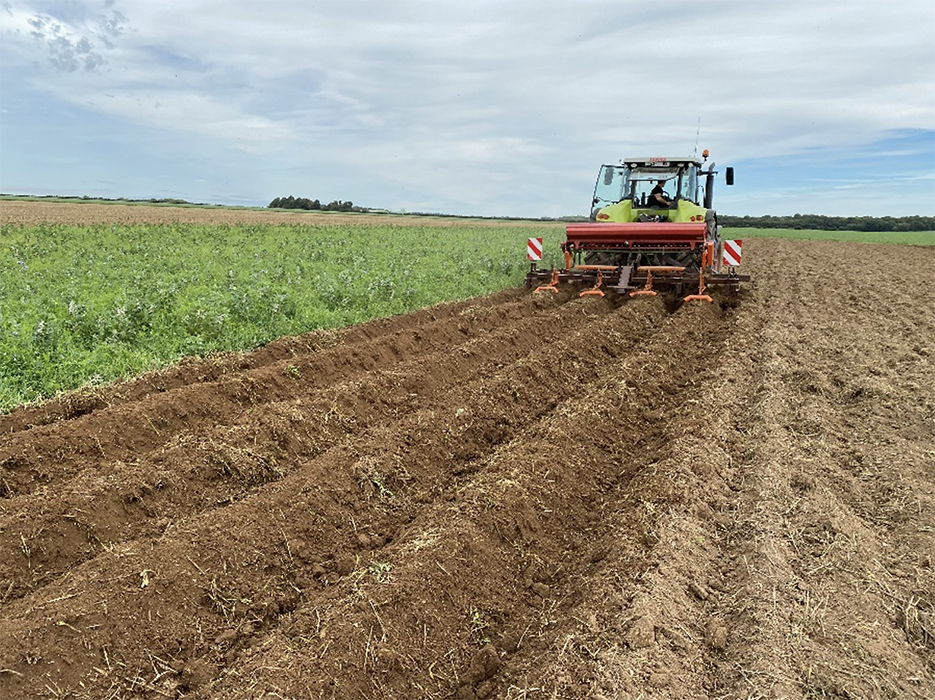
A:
[[267, 196, 362, 212], [720, 213, 934, 232]]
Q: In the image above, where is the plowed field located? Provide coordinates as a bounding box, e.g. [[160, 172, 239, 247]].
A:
[[0, 201, 552, 228], [1, 236, 933, 700]]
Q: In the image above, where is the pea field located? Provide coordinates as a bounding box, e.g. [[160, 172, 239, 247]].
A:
[[0, 202, 564, 412]]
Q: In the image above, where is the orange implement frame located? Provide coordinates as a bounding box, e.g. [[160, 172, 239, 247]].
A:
[[629, 270, 657, 297], [534, 268, 560, 293], [630, 265, 685, 298], [684, 248, 714, 303], [579, 271, 605, 298], [683, 272, 713, 303]]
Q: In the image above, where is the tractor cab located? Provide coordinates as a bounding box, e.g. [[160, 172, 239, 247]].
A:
[[590, 155, 732, 224]]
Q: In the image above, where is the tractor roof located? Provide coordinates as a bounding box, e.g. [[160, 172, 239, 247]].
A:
[[618, 157, 703, 167]]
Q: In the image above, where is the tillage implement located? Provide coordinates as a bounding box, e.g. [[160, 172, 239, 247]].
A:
[[526, 151, 749, 301]]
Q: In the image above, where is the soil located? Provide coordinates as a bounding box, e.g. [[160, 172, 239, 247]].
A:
[[1, 206, 933, 699], [0, 200, 557, 228]]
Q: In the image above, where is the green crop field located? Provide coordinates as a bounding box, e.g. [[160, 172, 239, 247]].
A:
[[1, 216, 930, 413], [0, 221, 566, 412]]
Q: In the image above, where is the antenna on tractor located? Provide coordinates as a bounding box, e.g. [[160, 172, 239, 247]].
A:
[[692, 116, 701, 158]]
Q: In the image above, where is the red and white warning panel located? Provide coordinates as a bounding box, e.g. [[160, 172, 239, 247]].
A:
[[527, 237, 543, 261], [722, 239, 742, 267]]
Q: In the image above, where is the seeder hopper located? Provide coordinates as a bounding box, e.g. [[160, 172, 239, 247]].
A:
[[527, 152, 749, 301]]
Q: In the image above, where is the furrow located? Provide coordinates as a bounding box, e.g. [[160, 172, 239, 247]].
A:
[[206, 301, 735, 698], [0, 296, 726, 699], [0, 289, 528, 435], [0, 292, 625, 601], [0, 289, 558, 499]]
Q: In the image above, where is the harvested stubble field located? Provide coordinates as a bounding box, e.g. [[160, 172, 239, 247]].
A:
[[1, 203, 933, 700]]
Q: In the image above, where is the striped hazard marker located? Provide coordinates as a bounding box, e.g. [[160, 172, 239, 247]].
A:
[[527, 237, 543, 261], [722, 239, 742, 267]]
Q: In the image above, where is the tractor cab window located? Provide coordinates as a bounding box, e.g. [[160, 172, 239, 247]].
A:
[[592, 165, 630, 208], [679, 165, 699, 204], [629, 167, 679, 208]]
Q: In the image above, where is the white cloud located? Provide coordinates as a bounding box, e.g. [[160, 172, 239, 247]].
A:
[[1, 0, 933, 216], [1, 0, 129, 71]]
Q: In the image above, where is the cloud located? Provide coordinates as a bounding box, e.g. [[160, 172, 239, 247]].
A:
[[1, 0, 933, 216], [3, 0, 129, 71]]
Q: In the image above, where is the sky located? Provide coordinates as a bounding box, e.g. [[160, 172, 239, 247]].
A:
[[1, 0, 933, 219]]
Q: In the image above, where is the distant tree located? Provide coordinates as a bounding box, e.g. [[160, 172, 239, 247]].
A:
[[322, 200, 355, 212], [720, 214, 934, 232], [269, 196, 339, 210]]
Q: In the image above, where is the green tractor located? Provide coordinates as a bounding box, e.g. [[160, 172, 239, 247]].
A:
[[528, 151, 747, 300]]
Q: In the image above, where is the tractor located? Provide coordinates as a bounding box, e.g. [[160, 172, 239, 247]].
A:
[[526, 151, 748, 301]]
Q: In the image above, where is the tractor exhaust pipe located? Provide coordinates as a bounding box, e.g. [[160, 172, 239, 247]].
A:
[[704, 165, 734, 209]]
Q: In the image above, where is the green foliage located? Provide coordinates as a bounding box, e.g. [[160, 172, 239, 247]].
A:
[[268, 196, 359, 212], [0, 221, 561, 412], [721, 213, 934, 232]]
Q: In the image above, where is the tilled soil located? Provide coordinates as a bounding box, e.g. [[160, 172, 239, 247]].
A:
[[1, 237, 933, 700], [0, 201, 555, 228]]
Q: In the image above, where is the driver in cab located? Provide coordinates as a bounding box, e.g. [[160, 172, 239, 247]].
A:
[[650, 179, 673, 207]]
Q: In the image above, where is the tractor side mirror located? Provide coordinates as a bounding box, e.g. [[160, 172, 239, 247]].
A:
[[725, 167, 734, 186]]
